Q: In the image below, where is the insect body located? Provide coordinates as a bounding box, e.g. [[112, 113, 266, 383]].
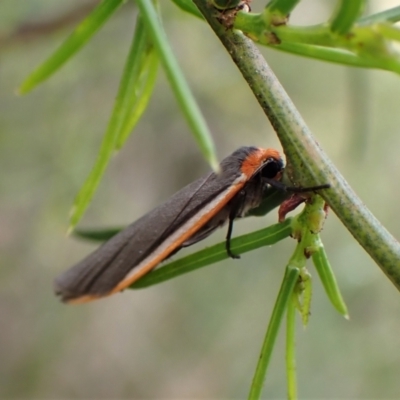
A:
[[55, 146, 327, 303]]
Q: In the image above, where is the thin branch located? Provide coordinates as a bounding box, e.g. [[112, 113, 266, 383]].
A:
[[192, 0, 400, 291]]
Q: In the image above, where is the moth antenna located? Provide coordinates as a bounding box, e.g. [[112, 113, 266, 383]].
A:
[[264, 178, 330, 193]]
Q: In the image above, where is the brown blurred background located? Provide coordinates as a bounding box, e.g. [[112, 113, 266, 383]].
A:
[[2, 0, 400, 398]]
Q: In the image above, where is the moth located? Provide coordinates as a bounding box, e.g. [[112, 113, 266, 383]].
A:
[[55, 146, 328, 303]]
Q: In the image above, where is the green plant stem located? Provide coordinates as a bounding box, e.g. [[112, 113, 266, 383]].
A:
[[272, 42, 400, 73], [248, 265, 300, 400], [232, 12, 400, 74], [193, 0, 400, 291], [330, 0, 365, 34], [376, 23, 400, 42]]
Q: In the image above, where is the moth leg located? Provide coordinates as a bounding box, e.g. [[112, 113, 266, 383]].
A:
[[226, 215, 240, 259], [225, 189, 247, 259]]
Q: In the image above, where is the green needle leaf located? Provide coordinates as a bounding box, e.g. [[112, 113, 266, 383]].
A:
[[116, 45, 159, 148], [19, 0, 124, 94], [312, 235, 349, 318], [286, 291, 298, 400], [358, 5, 400, 25], [69, 16, 151, 230], [298, 268, 312, 327], [132, 219, 292, 289], [134, 0, 219, 171], [248, 265, 300, 400]]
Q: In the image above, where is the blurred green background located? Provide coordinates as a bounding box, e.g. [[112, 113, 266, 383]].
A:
[[2, 0, 400, 398]]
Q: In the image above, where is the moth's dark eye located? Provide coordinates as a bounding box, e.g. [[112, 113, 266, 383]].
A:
[[260, 158, 284, 179]]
